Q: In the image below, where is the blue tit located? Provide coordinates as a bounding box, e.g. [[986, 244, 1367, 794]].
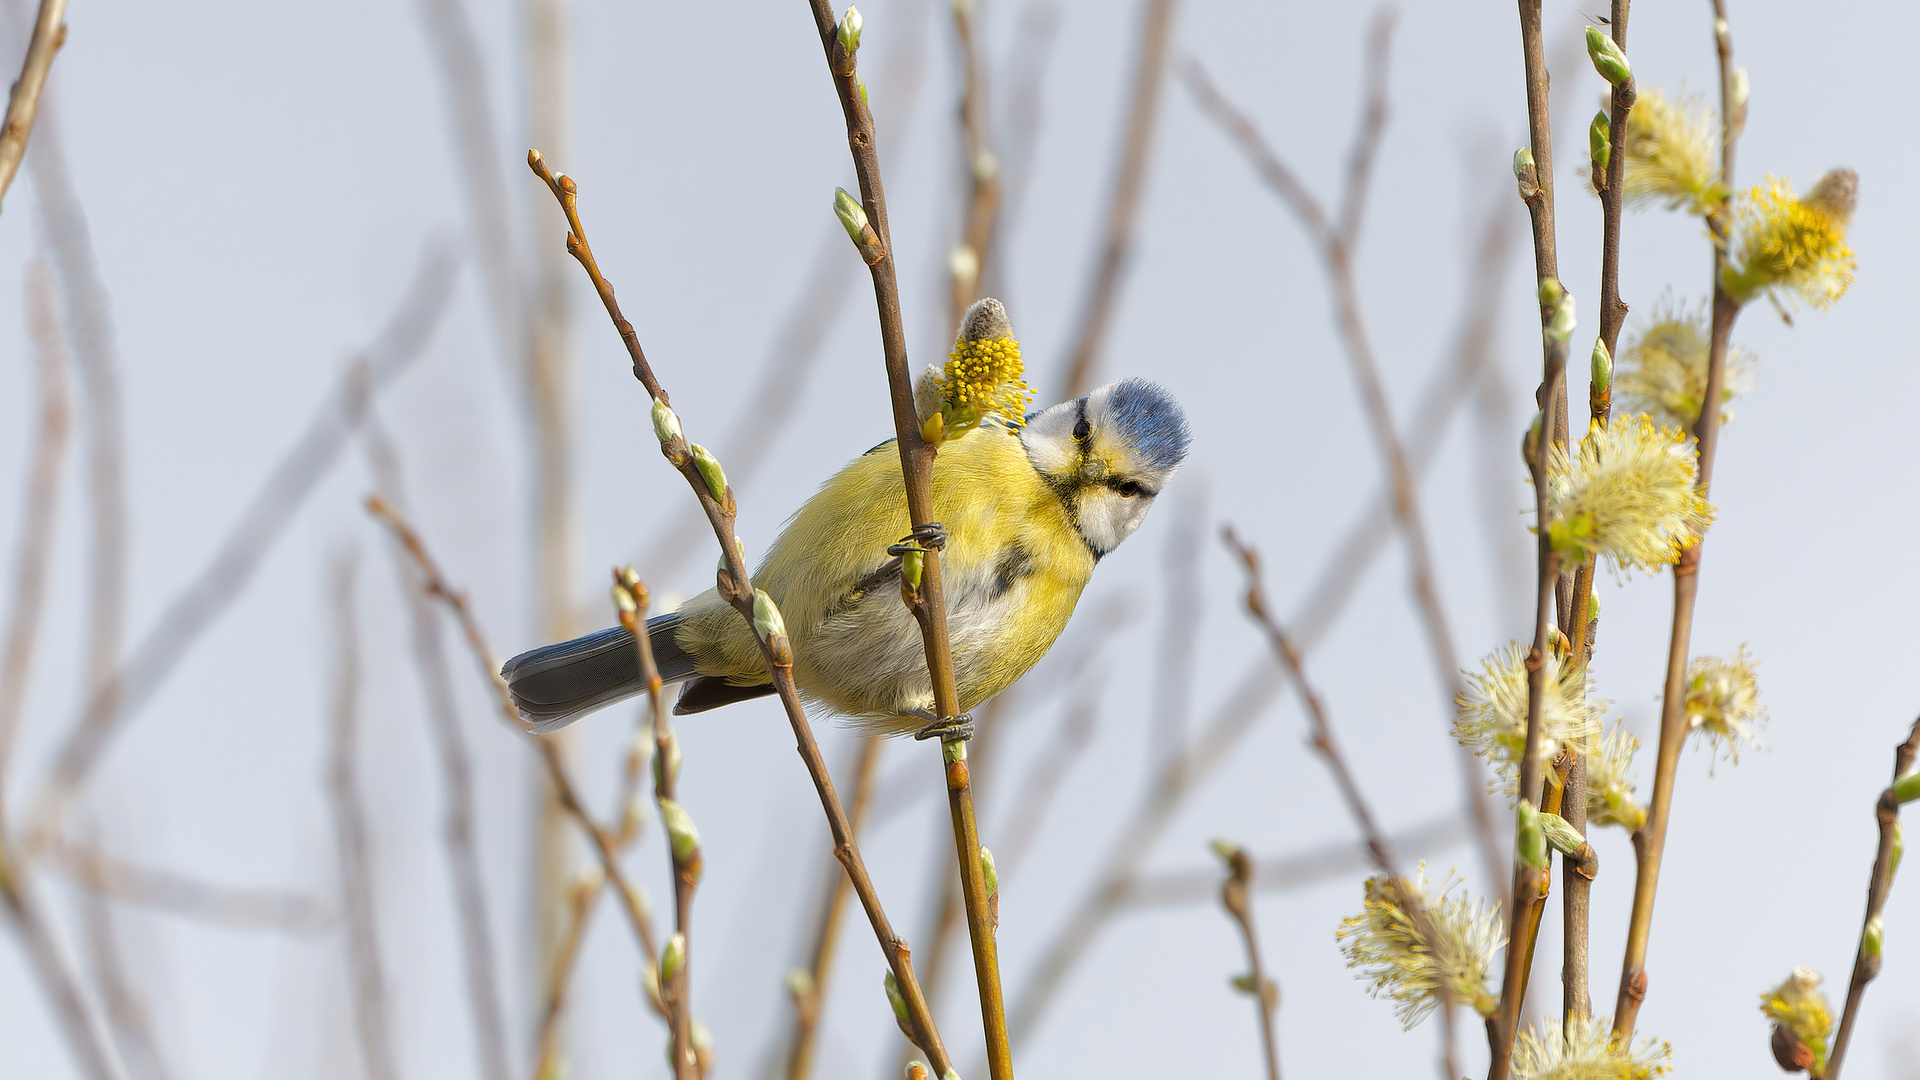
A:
[[503, 336, 1189, 738]]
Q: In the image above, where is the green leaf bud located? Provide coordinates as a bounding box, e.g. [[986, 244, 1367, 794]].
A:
[[1591, 338, 1613, 394], [659, 798, 701, 864], [1864, 916, 1884, 960], [660, 931, 686, 988], [1589, 110, 1611, 172], [1517, 800, 1550, 869], [1209, 839, 1244, 866], [717, 537, 746, 575], [1230, 973, 1261, 995], [837, 5, 863, 55], [884, 971, 909, 1024], [1892, 821, 1904, 879], [1538, 812, 1586, 856], [1538, 277, 1565, 308], [901, 548, 924, 589], [752, 589, 787, 642], [611, 583, 638, 614], [651, 399, 682, 445], [1894, 770, 1920, 806], [1585, 26, 1632, 87], [1546, 291, 1577, 343], [835, 187, 869, 244], [979, 846, 998, 900], [786, 968, 815, 1000], [690, 444, 727, 501], [1513, 146, 1536, 184]]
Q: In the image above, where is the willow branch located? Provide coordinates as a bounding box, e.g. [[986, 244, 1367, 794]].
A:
[[1612, 1, 1743, 1038], [1181, 25, 1502, 904], [1054, 0, 1177, 401], [364, 428, 511, 1080], [784, 735, 884, 1080], [1824, 717, 1920, 1080], [1218, 846, 1281, 1080], [0, 0, 65, 213], [24, 240, 458, 850], [0, 839, 127, 1080], [1225, 528, 1455, 1079], [0, 259, 69, 787], [74, 851, 173, 1080], [533, 871, 603, 1080], [326, 554, 401, 1080], [946, 0, 1001, 328], [523, 152, 955, 1075], [802, 6, 1011, 1077], [1124, 816, 1468, 910], [40, 838, 333, 937]]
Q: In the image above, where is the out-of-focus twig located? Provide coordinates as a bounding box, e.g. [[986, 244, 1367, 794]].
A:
[[1, 838, 128, 1080], [365, 410, 511, 1080], [784, 735, 885, 1080], [1824, 716, 1920, 1080], [1124, 815, 1468, 910], [75, 847, 173, 1080], [0, 259, 70, 787], [0, 0, 66, 213], [41, 839, 333, 937], [1150, 483, 1204, 760], [1055, 0, 1178, 401], [996, 683, 1101, 878], [533, 868, 603, 1080], [1216, 844, 1280, 1080], [1181, 26, 1501, 903], [974, 0, 1060, 306], [24, 240, 458, 851], [945, 0, 1001, 329], [325, 553, 401, 1080], [1223, 527, 1456, 1079]]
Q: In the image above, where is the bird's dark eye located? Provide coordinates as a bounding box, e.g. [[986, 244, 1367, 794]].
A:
[[1111, 479, 1145, 498], [1072, 418, 1091, 441]]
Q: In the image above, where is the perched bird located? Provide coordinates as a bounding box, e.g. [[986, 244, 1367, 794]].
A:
[[503, 299, 1190, 736]]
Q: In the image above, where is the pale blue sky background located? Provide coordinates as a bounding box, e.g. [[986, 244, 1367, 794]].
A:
[[1, 1, 1915, 1078]]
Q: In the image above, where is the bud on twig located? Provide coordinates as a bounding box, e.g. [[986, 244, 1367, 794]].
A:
[[1589, 110, 1611, 173], [1538, 812, 1586, 857], [905, 1063, 930, 1080], [659, 798, 701, 865], [837, 5, 863, 54], [660, 932, 686, 989], [1517, 801, 1550, 869], [752, 589, 787, 642], [1863, 916, 1884, 962], [981, 846, 1000, 930], [884, 971, 913, 1038], [1546, 292, 1577, 343], [834, 187, 887, 265], [690, 444, 727, 501], [651, 398, 683, 445], [1591, 338, 1612, 394], [786, 968, 815, 1001], [1585, 26, 1632, 87], [655, 729, 681, 789], [1513, 147, 1538, 199], [1892, 821, 1905, 880], [1894, 770, 1920, 805]]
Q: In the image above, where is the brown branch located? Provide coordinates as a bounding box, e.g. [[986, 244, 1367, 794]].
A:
[[1180, 26, 1503, 905], [1223, 527, 1456, 1079], [24, 240, 458, 851], [1611, 1, 1744, 1039], [1055, 0, 1177, 401], [0, 837, 127, 1080], [1217, 846, 1281, 1080], [533, 870, 603, 1080], [325, 553, 401, 1080], [784, 735, 885, 1080], [0, 259, 69, 789], [615, 577, 699, 1080], [1123, 816, 1469, 910], [363, 427, 511, 1080], [995, 689, 1101, 879], [40, 839, 333, 937], [1824, 717, 1920, 1080], [1149, 486, 1204, 761], [0, 0, 65, 212], [74, 843, 173, 1080], [974, 0, 1061, 305], [802, 6, 1010, 1077]]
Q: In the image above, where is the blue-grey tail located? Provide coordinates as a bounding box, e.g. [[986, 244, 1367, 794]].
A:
[[502, 613, 697, 733]]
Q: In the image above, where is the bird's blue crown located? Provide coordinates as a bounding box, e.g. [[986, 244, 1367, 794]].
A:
[[1104, 378, 1191, 474]]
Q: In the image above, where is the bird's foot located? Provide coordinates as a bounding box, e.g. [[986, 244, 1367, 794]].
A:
[[887, 521, 948, 557], [912, 712, 974, 743]]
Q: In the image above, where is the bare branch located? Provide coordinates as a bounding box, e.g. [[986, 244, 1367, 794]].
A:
[[1216, 846, 1280, 1080], [1, 838, 127, 1080], [1123, 816, 1469, 910], [0, 0, 66, 211], [41, 839, 333, 938]]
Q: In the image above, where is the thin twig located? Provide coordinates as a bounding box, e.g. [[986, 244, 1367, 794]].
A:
[[785, 735, 885, 1080], [946, 0, 1001, 329], [325, 553, 401, 1080], [1123, 816, 1469, 910], [1223, 528, 1456, 1080], [996, 683, 1101, 878], [802, 7, 1012, 1076], [1612, 1, 1743, 1038], [1824, 717, 1920, 1080], [522, 149, 954, 1072], [533, 870, 602, 1080], [364, 424, 512, 1080], [1218, 846, 1281, 1080], [74, 841, 173, 1080], [1149, 484, 1204, 761], [1054, 0, 1177, 401], [0, 259, 70, 787], [0, 837, 127, 1080], [974, 0, 1061, 306], [0, 0, 66, 212], [40, 838, 333, 937], [24, 240, 458, 851], [1181, 28, 1502, 905]]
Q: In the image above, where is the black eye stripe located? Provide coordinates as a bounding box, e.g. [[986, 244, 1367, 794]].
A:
[[1105, 478, 1154, 498]]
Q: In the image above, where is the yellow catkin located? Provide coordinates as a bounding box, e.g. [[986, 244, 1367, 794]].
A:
[[940, 335, 1033, 435], [1724, 175, 1857, 310]]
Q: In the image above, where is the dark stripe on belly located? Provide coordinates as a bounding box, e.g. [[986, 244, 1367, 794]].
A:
[[989, 544, 1036, 600]]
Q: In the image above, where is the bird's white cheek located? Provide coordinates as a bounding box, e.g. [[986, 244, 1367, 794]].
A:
[[1077, 490, 1151, 555]]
